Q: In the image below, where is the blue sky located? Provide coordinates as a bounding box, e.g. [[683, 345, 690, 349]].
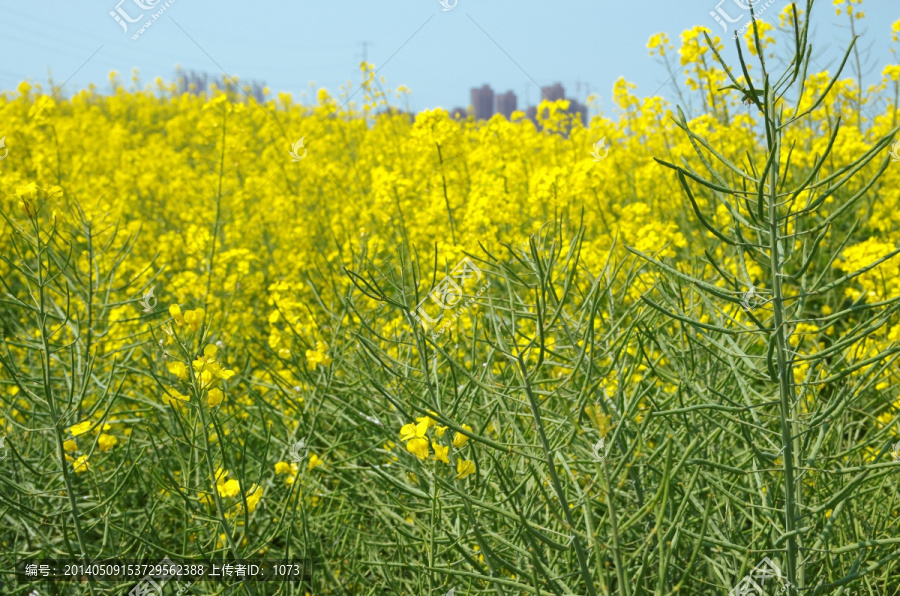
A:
[[1, 1, 898, 114]]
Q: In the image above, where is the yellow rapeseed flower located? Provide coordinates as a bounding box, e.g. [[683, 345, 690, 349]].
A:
[[456, 459, 476, 479], [183, 308, 205, 332], [229, 484, 264, 518], [67, 421, 93, 437], [72, 455, 90, 473], [162, 388, 190, 407], [192, 348, 235, 388], [407, 438, 429, 460], [98, 434, 118, 452], [274, 461, 300, 484], [168, 361, 189, 380], [169, 304, 185, 327], [91, 423, 112, 436], [216, 478, 241, 497], [453, 424, 473, 448], [647, 32, 672, 57], [416, 411, 438, 427], [16, 182, 38, 200], [308, 453, 324, 471], [305, 341, 333, 369], [400, 422, 426, 442], [399, 423, 416, 441], [883, 64, 900, 83], [245, 484, 263, 513], [215, 468, 240, 497], [207, 388, 224, 407], [432, 443, 449, 464]]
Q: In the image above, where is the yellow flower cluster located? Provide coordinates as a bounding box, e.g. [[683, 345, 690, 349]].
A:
[[192, 343, 235, 388], [834, 0, 864, 19], [835, 239, 900, 303], [170, 304, 206, 333], [646, 33, 672, 58], [14, 182, 61, 219], [8, 33, 894, 386], [274, 460, 300, 484], [161, 330, 235, 409], [63, 421, 118, 472], [399, 414, 475, 478], [273, 452, 324, 485], [215, 467, 241, 498], [198, 467, 264, 518], [305, 341, 333, 369], [743, 20, 775, 57]]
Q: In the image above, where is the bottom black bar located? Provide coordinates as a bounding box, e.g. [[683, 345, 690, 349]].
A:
[[15, 559, 312, 583]]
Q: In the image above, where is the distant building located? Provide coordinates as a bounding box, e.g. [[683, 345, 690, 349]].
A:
[[471, 84, 494, 120], [541, 83, 565, 102], [496, 90, 517, 119], [566, 99, 588, 126], [464, 81, 587, 127], [377, 107, 414, 122], [523, 83, 590, 127]]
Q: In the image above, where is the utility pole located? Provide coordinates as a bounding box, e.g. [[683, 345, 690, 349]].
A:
[[356, 41, 375, 85], [358, 41, 374, 65]]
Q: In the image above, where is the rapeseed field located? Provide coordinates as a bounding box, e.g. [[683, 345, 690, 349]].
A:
[[2, 2, 900, 593]]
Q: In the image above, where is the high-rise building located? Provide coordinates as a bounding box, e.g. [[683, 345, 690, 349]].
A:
[[496, 90, 517, 119], [541, 83, 565, 102], [566, 99, 588, 126], [471, 84, 495, 120], [463, 81, 588, 127], [450, 107, 468, 120]]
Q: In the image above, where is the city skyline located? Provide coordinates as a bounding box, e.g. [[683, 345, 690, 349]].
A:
[[169, 68, 594, 124], [3, 2, 895, 119], [460, 82, 588, 124]]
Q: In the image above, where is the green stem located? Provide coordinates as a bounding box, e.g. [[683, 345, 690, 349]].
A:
[[600, 457, 629, 596], [435, 143, 457, 246], [516, 354, 598, 596], [766, 108, 800, 593], [430, 474, 437, 595], [34, 216, 97, 596], [185, 336, 257, 596], [204, 109, 227, 312]]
